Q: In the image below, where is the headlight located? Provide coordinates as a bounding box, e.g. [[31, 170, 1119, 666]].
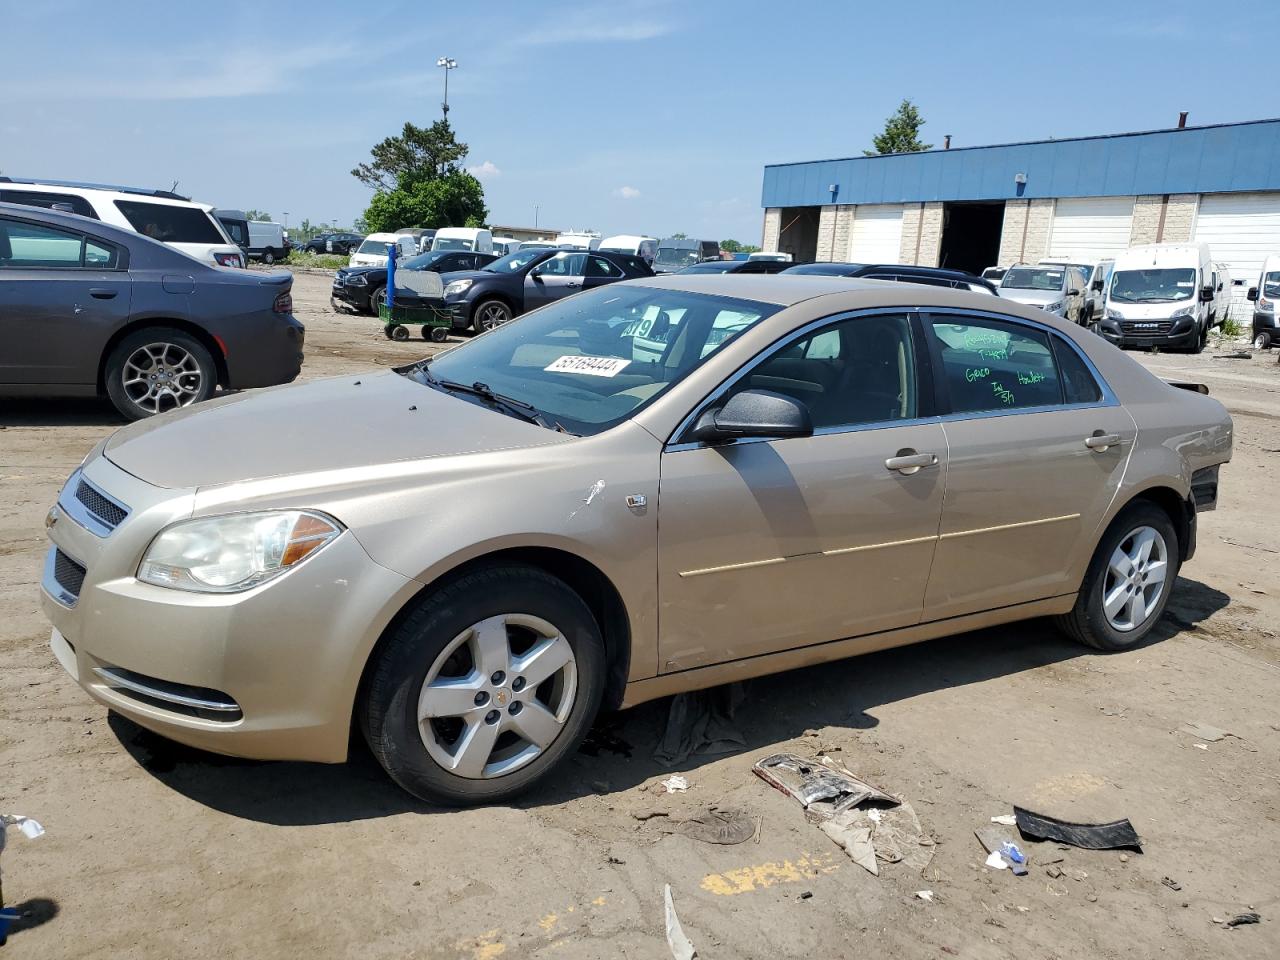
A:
[[444, 279, 474, 297], [138, 510, 342, 593], [1258, 297, 1273, 313], [1046, 300, 1065, 313], [346, 273, 367, 286], [1105, 308, 1124, 321], [1170, 305, 1195, 319]]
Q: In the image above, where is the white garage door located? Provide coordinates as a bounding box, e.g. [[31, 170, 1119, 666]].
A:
[[847, 204, 903, 263], [1047, 197, 1135, 261], [1194, 192, 1280, 317]]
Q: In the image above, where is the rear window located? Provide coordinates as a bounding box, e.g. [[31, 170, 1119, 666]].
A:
[[115, 200, 224, 244]]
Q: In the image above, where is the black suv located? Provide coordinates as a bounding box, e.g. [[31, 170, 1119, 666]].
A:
[[304, 232, 363, 255], [678, 259, 793, 275], [440, 248, 653, 331], [332, 249, 498, 314], [782, 262, 999, 295]]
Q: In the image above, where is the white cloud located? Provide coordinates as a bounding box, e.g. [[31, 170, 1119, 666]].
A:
[[614, 186, 642, 200], [519, 22, 672, 46], [467, 161, 502, 180]]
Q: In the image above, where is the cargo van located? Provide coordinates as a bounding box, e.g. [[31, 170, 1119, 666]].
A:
[[653, 237, 721, 273], [248, 220, 287, 264], [554, 230, 601, 250], [492, 237, 522, 256], [1246, 254, 1280, 349], [599, 235, 657, 264], [1210, 261, 1233, 328], [1097, 243, 1215, 352], [431, 227, 493, 254]]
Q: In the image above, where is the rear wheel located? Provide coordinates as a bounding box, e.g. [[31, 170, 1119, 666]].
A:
[[360, 565, 605, 805], [104, 328, 217, 421], [473, 299, 513, 332], [263, 249, 275, 265], [389, 324, 410, 341], [1256, 332, 1273, 350], [429, 326, 449, 342], [1054, 502, 1180, 651]]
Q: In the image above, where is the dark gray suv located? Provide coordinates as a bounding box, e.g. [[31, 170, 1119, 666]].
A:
[[0, 203, 304, 419]]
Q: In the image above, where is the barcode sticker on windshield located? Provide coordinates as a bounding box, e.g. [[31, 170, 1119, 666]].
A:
[[545, 355, 631, 377]]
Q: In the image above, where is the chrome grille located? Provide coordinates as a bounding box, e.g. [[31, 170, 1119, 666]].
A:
[[53, 549, 87, 599], [75, 478, 128, 530], [1120, 320, 1173, 335]]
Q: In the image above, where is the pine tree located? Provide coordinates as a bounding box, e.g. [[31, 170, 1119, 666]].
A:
[[865, 100, 932, 156]]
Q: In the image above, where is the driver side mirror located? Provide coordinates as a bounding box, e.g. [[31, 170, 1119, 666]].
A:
[[1248, 287, 1259, 302], [687, 389, 813, 444], [1068, 288, 1080, 297], [1199, 285, 1214, 302]]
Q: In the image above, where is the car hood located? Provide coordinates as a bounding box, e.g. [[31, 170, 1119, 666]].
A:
[[998, 289, 1063, 306], [337, 265, 385, 278], [103, 372, 568, 489], [438, 268, 496, 284]]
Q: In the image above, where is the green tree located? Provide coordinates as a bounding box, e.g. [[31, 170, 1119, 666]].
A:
[[671, 232, 688, 239], [353, 119, 486, 231], [864, 99, 932, 156], [244, 209, 271, 222], [720, 239, 743, 253]]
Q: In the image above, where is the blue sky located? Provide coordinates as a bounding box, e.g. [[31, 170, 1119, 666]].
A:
[[3, 0, 1277, 242]]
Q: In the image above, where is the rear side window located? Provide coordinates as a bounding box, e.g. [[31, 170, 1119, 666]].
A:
[[114, 200, 224, 244], [0, 218, 119, 269], [586, 256, 624, 279], [0, 190, 98, 219], [1053, 337, 1103, 404], [930, 316, 1061, 413]]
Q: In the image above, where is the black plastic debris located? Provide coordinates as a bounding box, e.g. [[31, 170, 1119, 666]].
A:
[[1226, 913, 1261, 927], [1013, 806, 1142, 852]]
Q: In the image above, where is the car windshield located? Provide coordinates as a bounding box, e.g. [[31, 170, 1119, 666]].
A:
[[433, 238, 473, 251], [401, 251, 451, 271], [1001, 267, 1064, 291], [484, 250, 545, 273], [406, 285, 779, 436], [655, 247, 699, 268], [1264, 271, 1280, 298], [357, 239, 392, 254], [1110, 268, 1195, 303]]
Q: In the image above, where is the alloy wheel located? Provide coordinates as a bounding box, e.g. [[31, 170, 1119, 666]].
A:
[[121, 342, 205, 415], [417, 613, 577, 779], [1102, 525, 1169, 632], [477, 303, 510, 331]]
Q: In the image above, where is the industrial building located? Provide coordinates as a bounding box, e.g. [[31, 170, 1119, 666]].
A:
[[760, 117, 1280, 312]]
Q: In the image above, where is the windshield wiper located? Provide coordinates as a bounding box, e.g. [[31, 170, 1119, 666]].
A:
[[407, 360, 572, 432]]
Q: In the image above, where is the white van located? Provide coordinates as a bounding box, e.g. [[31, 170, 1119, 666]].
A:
[[349, 232, 418, 267], [748, 251, 793, 262], [247, 220, 287, 264], [1246, 254, 1280, 349], [492, 237, 522, 256], [599, 235, 657, 264], [555, 230, 601, 250], [0, 177, 245, 267], [1098, 243, 1215, 352], [1210, 261, 1233, 328], [431, 227, 493, 254]]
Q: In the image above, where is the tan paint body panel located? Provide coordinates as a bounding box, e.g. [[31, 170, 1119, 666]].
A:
[[41, 275, 1233, 762]]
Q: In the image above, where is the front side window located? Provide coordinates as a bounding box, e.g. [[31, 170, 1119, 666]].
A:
[[1000, 267, 1065, 291], [412, 286, 779, 435], [724, 313, 918, 429], [0, 218, 117, 268], [931, 316, 1061, 412], [1263, 271, 1280, 298], [1109, 268, 1196, 303], [114, 200, 224, 244]]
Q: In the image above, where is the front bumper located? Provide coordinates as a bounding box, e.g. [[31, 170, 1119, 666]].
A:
[[40, 456, 419, 763], [1253, 311, 1277, 336], [331, 279, 372, 312], [1097, 316, 1199, 349]]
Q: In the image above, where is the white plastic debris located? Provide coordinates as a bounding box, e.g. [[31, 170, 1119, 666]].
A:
[[663, 884, 697, 960], [985, 850, 1009, 870], [991, 814, 1018, 826], [662, 775, 690, 794], [915, 890, 935, 902], [867, 808, 884, 823]]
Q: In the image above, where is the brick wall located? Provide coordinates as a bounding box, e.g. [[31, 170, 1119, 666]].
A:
[[1023, 199, 1054, 261], [814, 205, 857, 261], [916, 202, 944, 267], [997, 200, 1029, 266], [1129, 195, 1163, 245], [1161, 194, 1199, 242], [833, 205, 854, 261], [762, 208, 781, 252], [898, 204, 924, 264]]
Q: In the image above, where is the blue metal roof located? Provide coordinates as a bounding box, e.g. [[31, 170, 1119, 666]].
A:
[[761, 118, 1280, 208]]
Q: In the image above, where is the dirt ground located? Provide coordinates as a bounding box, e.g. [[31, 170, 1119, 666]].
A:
[[2, 271, 1278, 959]]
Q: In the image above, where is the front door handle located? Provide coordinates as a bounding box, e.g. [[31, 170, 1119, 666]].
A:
[[89, 288, 118, 299], [565, 282, 581, 288], [885, 450, 938, 475], [1085, 433, 1122, 451]]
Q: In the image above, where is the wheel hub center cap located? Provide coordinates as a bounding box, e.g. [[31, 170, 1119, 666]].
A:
[[494, 689, 509, 706]]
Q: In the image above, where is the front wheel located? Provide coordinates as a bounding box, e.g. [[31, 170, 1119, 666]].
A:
[[472, 299, 513, 332], [360, 565, 606, 805], [369, 285, 387, 315], [1054, 502, 1180, 651], [104, 328, 218, 420], [263, 250, 275, 265], [1256, 332, 1273, 350]]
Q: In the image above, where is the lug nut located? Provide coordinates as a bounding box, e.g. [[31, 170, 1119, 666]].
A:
[[490, 670, 506, 685], [508, 701, 523, 715], [484, 709, 500, 725], [474, 691, 489, 707], [511, 677, 526, 692]]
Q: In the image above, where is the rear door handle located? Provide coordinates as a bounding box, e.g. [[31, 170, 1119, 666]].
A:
[[89, 288, 118, 299], [1085, 433, 1122, 451], [884, 451, 938, 475]]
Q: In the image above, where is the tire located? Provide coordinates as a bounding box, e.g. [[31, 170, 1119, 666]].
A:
[[429, 326, 449, 342], [1054, 502, 1180, 651], [369, 285, 387, 315], [263, 249, 275, 265], [472, 299, 513, 332], [360, 565, 606, 805], [389, 324, 410, 341], [104, 327, 218, 421], [1255, 332, 1273, 350]]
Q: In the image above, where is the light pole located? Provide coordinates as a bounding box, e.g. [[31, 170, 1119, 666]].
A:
[[534, 205, 540, 230], [437, 57, 457, 120], [282, 212, 289, 229]]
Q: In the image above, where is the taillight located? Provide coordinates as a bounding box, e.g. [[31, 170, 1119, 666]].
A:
[[214, 252, 243, 268], [273, 291, 293, 314]]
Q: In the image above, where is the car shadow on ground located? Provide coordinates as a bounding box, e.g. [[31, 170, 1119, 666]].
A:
[[0, 397, 124, 428], [110, 576, 1230, 825]]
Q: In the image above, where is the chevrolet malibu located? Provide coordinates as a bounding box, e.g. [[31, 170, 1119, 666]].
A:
[[42, 276, 1232, 805]]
